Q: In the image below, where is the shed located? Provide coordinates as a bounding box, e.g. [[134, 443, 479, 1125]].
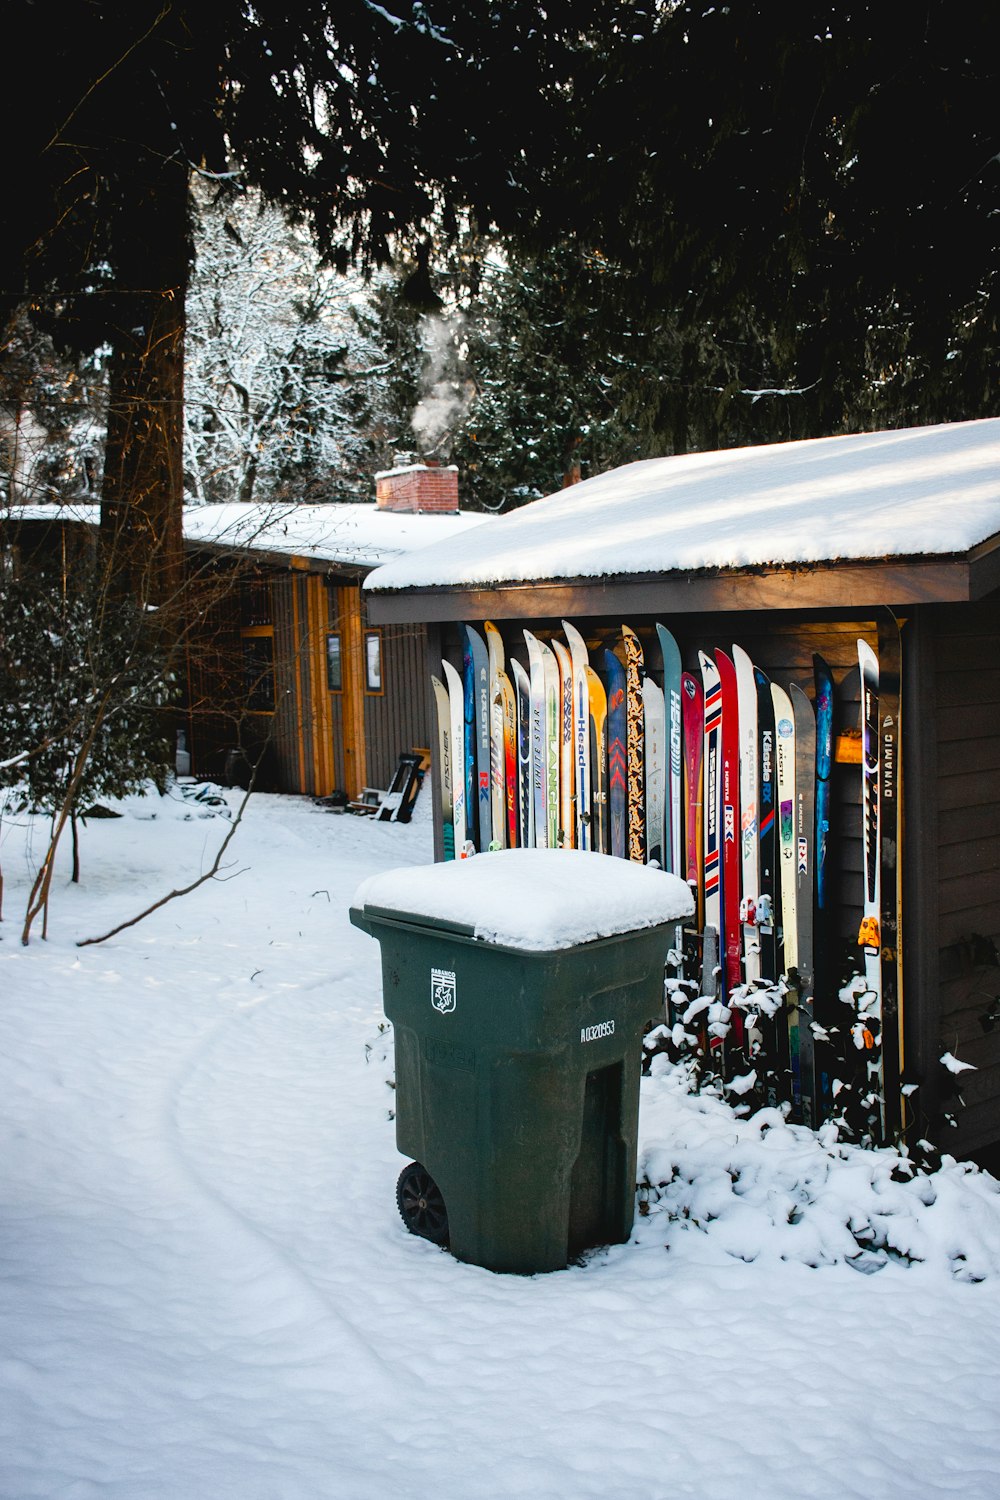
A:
[[3, 469, 487, 804], [180, 465, 485, 799], [364, 418, 1000, 1161]]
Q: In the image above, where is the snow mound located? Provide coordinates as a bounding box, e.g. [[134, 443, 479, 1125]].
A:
[[353, 846, 694, 950], [638, 1054, 1000, 1280]]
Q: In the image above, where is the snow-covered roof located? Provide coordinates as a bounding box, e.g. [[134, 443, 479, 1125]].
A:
[[374, 462, 459, 481], [365, 418, 1000, 596], [5, 499, 487, 573], [182, 501, 486, 570], [5, 503, 99, 524]]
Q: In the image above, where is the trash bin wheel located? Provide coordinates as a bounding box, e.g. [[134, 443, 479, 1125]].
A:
[[396, 1162, 449, 1247]]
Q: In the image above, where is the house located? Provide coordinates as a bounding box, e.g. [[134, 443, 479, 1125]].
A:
[[362, 418, 1000, 1162], [180, 462, 486, 799], [3, 465, 487, 804]]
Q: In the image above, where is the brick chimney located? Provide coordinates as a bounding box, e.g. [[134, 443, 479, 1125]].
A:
[[375, 458, 460, 513]]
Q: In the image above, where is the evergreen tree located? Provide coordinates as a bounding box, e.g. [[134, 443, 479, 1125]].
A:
[[345, 269, 437, 473], [0, 549, 174, 911], [4, 0, 614, 594], [364, 238, 825, 511], [5, 2, 998, 563], [534, 2, 1000, 437]]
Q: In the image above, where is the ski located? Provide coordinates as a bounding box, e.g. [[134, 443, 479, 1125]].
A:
[[858, 638, 883, 1138], [622, 626, 646, 863], [512, 657, 534, 850], [462, 627, 478, 849], [523, 630, 548, 847], [813, 653, 836, 1116], [485, 622, 507, 848], [465, 625, 492, 852], [755, 666, 778, 984], [755, 663, 785, 1103], [563, 621, 593, 850], [432, 672, 455, 860], [442, 658, 467, 855], [733, 644, 761, 990], [553, 637, 575, 847], [699, 650, 722, 999], [585, 664, 608, 855], [772, 682, 799, 1106], [682, 670, 704, 931], [790, 681, 818, 1128], [605, 648, 627, 859], [499, 669, 518, 848], [657, 623, 683, 877], [715, 649, 743, 1010], [542, 636, 561, 850], [643, 675, 666, 867], [878, 614, 904, 1142]]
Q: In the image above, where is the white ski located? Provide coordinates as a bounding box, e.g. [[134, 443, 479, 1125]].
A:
[[643, 676, 666, 868], [733, 643, 761, 985], [562, 620, 593, 850], [431, 673, 454, 860], [442, 659, 467, 853]]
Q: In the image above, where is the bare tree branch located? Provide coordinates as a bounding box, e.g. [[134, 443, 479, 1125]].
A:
[[76, 776, 255, 947]]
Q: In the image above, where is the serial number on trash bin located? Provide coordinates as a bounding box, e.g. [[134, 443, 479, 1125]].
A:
[[580, 1020, 616, 1044]]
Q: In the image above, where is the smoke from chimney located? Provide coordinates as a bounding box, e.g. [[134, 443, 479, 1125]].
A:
[[410, 312, 474, 459]]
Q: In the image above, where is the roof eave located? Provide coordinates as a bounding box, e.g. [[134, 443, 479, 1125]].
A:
[[183, 535, 369, 578], [365, 553, 984, 626]]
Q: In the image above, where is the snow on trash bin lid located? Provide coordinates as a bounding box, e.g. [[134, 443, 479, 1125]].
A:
[[352, 848, 694, 951]]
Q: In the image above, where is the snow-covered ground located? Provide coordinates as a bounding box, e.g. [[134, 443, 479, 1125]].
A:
[[2, 784, 1000, 1500]]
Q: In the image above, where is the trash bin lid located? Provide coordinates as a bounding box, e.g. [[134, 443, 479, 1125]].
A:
[[352, 848, 694, 951]]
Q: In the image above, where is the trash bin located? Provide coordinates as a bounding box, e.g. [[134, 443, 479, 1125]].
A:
[[351, 848, 694, 1275]]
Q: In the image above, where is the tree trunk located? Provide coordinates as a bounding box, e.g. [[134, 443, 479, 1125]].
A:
[[101, 155, 189, 612]]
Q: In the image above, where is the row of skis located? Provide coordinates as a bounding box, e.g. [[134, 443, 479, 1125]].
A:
[[431, 619, 903, 1144]]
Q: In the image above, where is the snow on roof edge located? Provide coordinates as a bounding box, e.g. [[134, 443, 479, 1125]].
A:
[[363, 418, 1000, 595]]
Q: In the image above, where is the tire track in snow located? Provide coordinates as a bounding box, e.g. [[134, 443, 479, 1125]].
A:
[[160, 970, 409, 1403]]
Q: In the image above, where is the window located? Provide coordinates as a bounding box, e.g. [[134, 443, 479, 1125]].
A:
[[326, 632, 342, 692], [243, 635, 275, 712], [364, 629, 383, 694]]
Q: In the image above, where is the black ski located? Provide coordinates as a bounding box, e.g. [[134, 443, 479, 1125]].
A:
[[754, 665, 786, 1104], [813, 653, 836, 1118], [878, 614, 904, 1142], [790, 683, 818, 1128]]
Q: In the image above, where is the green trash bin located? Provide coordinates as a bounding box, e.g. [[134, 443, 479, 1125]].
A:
[[351, 848, 693, 1276]]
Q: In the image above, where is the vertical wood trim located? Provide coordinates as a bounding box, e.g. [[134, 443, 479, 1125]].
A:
[[427, 622, 444, 863], [290, 575, 308, 793], [297, 574, 315, 792], [306, 576, 320, 793], [339, 585, 367, 797], [902, 606, 941, 1142], [277, 574, 302, 792], [307, 575, 334, 795], [319, 581, 334, 794]]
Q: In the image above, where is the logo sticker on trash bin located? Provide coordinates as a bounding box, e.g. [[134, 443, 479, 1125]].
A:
[[431, 967, 457, 1015]]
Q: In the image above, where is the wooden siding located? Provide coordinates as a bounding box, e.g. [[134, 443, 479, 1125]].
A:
[[179, 557, 429, 802], [930, 594, 1000, 1157], [335, 583, 366, 798], [270, 573, 304, 792], [363, 620, 431, 789], [271, 574, 351, 798], [184, 566, 279, 785], [325, 583, 346, 792]]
